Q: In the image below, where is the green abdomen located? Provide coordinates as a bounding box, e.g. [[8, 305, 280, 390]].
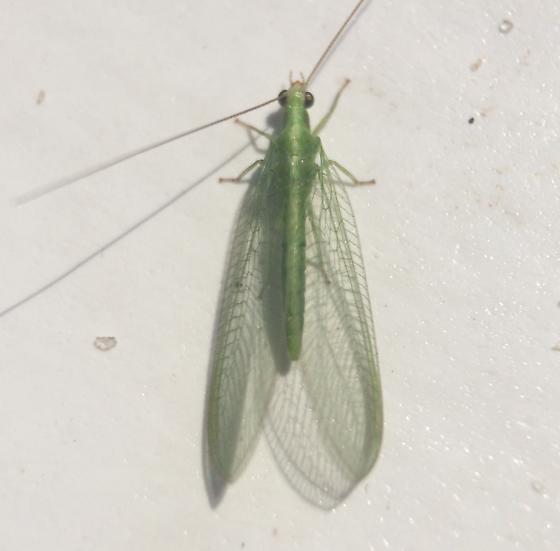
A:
[[283, 153, 316, 361], [285, 191, 306, 361]]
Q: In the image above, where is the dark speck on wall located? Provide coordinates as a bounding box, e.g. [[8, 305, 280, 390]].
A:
[[498, 19, 514, 34], [93, 336, 117, 351], [35, 89, 46, 105]]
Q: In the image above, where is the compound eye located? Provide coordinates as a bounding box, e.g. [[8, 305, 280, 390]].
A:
[[278, 89, 288, 106], [304, 91, 314, 108]]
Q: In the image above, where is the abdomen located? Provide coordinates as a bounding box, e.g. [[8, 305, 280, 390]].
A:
[[283, 156, 315, 361]]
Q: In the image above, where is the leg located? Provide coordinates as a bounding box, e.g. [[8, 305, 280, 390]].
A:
[[329, 160, 375, 187], [235, 119, 272, 140], [219, 160, 263, 183], [312, 79, 351, 135]]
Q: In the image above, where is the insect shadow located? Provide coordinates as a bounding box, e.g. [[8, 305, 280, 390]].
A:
[[0, 142, 253, 319]]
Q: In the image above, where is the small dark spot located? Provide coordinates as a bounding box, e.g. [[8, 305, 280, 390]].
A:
[[498, 19, 514, 34], [93, 336, 117, 351], [469, 58, 484, 72], [35, 89, 46, 105], [468, 117, 475, 125]]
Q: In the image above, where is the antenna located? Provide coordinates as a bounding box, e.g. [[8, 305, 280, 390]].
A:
[[306, 0, 368, 86], [17, 0, 368, 204], [15, 97, 277, 204]]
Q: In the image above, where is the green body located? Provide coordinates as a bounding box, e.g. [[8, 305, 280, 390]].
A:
[[275, 84, 320, 360], [207, 80, 382, 509]]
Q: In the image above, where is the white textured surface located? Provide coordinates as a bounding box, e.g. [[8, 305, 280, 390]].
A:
[[1, 1, 559, 549]]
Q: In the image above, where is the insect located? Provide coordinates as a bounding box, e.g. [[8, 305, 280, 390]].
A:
[[15, 0, 383, 510], [205, 1, 382, 508]]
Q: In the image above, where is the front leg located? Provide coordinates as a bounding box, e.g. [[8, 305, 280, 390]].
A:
[[313, 79, 351, 136], [219, 160, 264, 183]]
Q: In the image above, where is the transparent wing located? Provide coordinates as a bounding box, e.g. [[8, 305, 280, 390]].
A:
[[206, 147, 287, 483], [266, 146, 383, 508]]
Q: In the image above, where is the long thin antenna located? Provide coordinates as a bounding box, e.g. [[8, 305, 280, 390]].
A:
[[18, 0, 369, 205], [16, 96, 277, 205], [306, 0, 368, 86]]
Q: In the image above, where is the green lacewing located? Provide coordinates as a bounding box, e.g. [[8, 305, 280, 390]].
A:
[[17, 0, 383, 509], [205, 1, 382, 508]]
